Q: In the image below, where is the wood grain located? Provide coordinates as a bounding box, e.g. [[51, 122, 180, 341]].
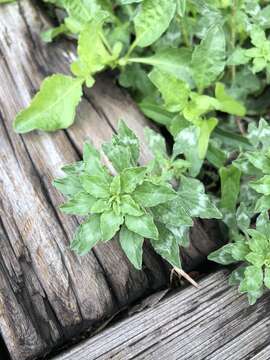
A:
[[56, 270, 270, 360], [0, 1, 223, 359]]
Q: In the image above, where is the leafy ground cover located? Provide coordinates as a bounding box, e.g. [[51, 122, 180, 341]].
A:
[[7, 0, 270, 304]]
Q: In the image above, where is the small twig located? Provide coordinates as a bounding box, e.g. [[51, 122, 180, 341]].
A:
[[236, 116, 246, 135], [172, 267, 200, 289]]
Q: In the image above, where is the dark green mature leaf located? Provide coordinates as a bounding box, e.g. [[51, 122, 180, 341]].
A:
[[119, 226, 144, 269], [71, 215, 102, 255], [125, 213, 159, 239], [178, 176, 222, 219], [191, 25, 225, 91], [151, 224, 181, 268], [250, 176, 270, 195], [60, 192, 96, 215], [208, 244, 237, 265], [134, 0, 176, 47], [14, 75, 83, 133], [133, 181, 177, 207], [81, 174, 111, 198], [100, 210, 124, 241], [219, 166, 241, 211]]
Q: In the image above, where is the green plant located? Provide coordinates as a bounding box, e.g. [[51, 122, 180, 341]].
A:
[[54, 120, 221, 270], [9, 0, 270, 303]]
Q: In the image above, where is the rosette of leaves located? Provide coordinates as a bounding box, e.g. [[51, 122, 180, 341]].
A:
[[54, 121, 221, 270], [209, 212, 270, 305]]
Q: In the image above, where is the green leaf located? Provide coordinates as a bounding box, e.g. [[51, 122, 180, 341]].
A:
[[247, 229, 269, 254], [133, 181, 177, 207], [71, 215, 102, 255], [71, 15, 113, 78], [208, 244, 237, 265], [83, 142, 110, 179], [14, 75, 83, 133], [236, 203, 250, 233], [134, 0, 176, 47], [144, 127, 167, 158], [125, 213, 159, 240], [219, 166, 241, 211], [139, 98, 174, 126], [148, 68, 189, 112], [245, 252, 265, 267], [110, 175, 121, 195], [91, 198, 110, 213], [246, 152, 270, 174], [173, 126, 203, 177], [196, 117, 218, 159], [255, 195, 270, 212], [81, 174, 111, 198], [250, 175, 270, 195], [60, 192, 96, 215], [240, 265, 263, 293], [230, 242, 250, 261], [178, 176, 222, 219], [215, 83, 246, 117], [247, 119, 270, 150], [151, 224, 181, 268], [129, 48, 194, 86], [100, 210, 124, 241], [120, 195, 143, 216], [191, 25, 225, 91], [229, 266, 246, 286], [53, 175, 83, 198], [121, 167, 147, 193], [151, 199, 193, 227], [119, 226, 144, 270]]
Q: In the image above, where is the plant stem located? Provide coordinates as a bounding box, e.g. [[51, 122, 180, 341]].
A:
[[173, 267, 200, 288]]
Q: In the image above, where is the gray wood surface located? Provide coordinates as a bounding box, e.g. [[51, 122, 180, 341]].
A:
[[56, 270, 270, 360], [0, 1, 223, 359]]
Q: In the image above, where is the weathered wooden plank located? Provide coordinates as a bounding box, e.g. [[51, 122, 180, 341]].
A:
[[0, 1, 224, 359], [56, 270, 270, 360]]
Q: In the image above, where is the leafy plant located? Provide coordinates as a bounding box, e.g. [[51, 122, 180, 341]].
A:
[[54, 121, 221, 270], [7, 0, 270, 303]]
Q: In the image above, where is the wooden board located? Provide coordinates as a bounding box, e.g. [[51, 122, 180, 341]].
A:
[[56, 270, 270, 360], [0, 1, 223, 359]]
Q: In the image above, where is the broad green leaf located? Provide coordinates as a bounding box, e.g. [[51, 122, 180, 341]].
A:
[[119, 226, 144, 270], [178, 176, 222, 219], [133, 181, 177, 207], [125, 213, 159, 240], [139, 98, 174, 126], [120, 195, 143, 216], [121, 167, 147, 193], [208, 244, 237, 265], [229, 266, 246, 286], [247, 229, 269, 254], [81, 174, 111, 198], [240, 265, 263, 292], [250, 175, 270, 195], [215, 83, 246, 117], [246, 252, 265, 267], [144, 127, 167, 158], [71, 15, 113, 78], [236, 203, 250, 233], [151, 199, 193, 227], [149, 68, 189, 112], [53, 175, 83, 198], [196, 117, 218, 159], [117, 120, 140, 164], [100, 210, 124, 241], [246, 152, 270, 173], [191, 25, 226, 91], [129, 48, 194, 86], [255, 195, 270, 212], [256, 211, 270, 237], [83, 142, 110, 179], [91, 198, 110, 213], [230, 242, 250, 261], [206, 142, 227, 169], [183, 93, 219, 122], [219, 166, 241, 211], [71, 215, 101, 255], [60, 192, 96, 215], [134, 0, 176, 47], [110, 175, 121, 195], [14, 75, 83, 133], [173, 126, 203, 177], [247, 118, 270, 149], [151, 224, 181, 268], [167, 225, 190, 247]]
